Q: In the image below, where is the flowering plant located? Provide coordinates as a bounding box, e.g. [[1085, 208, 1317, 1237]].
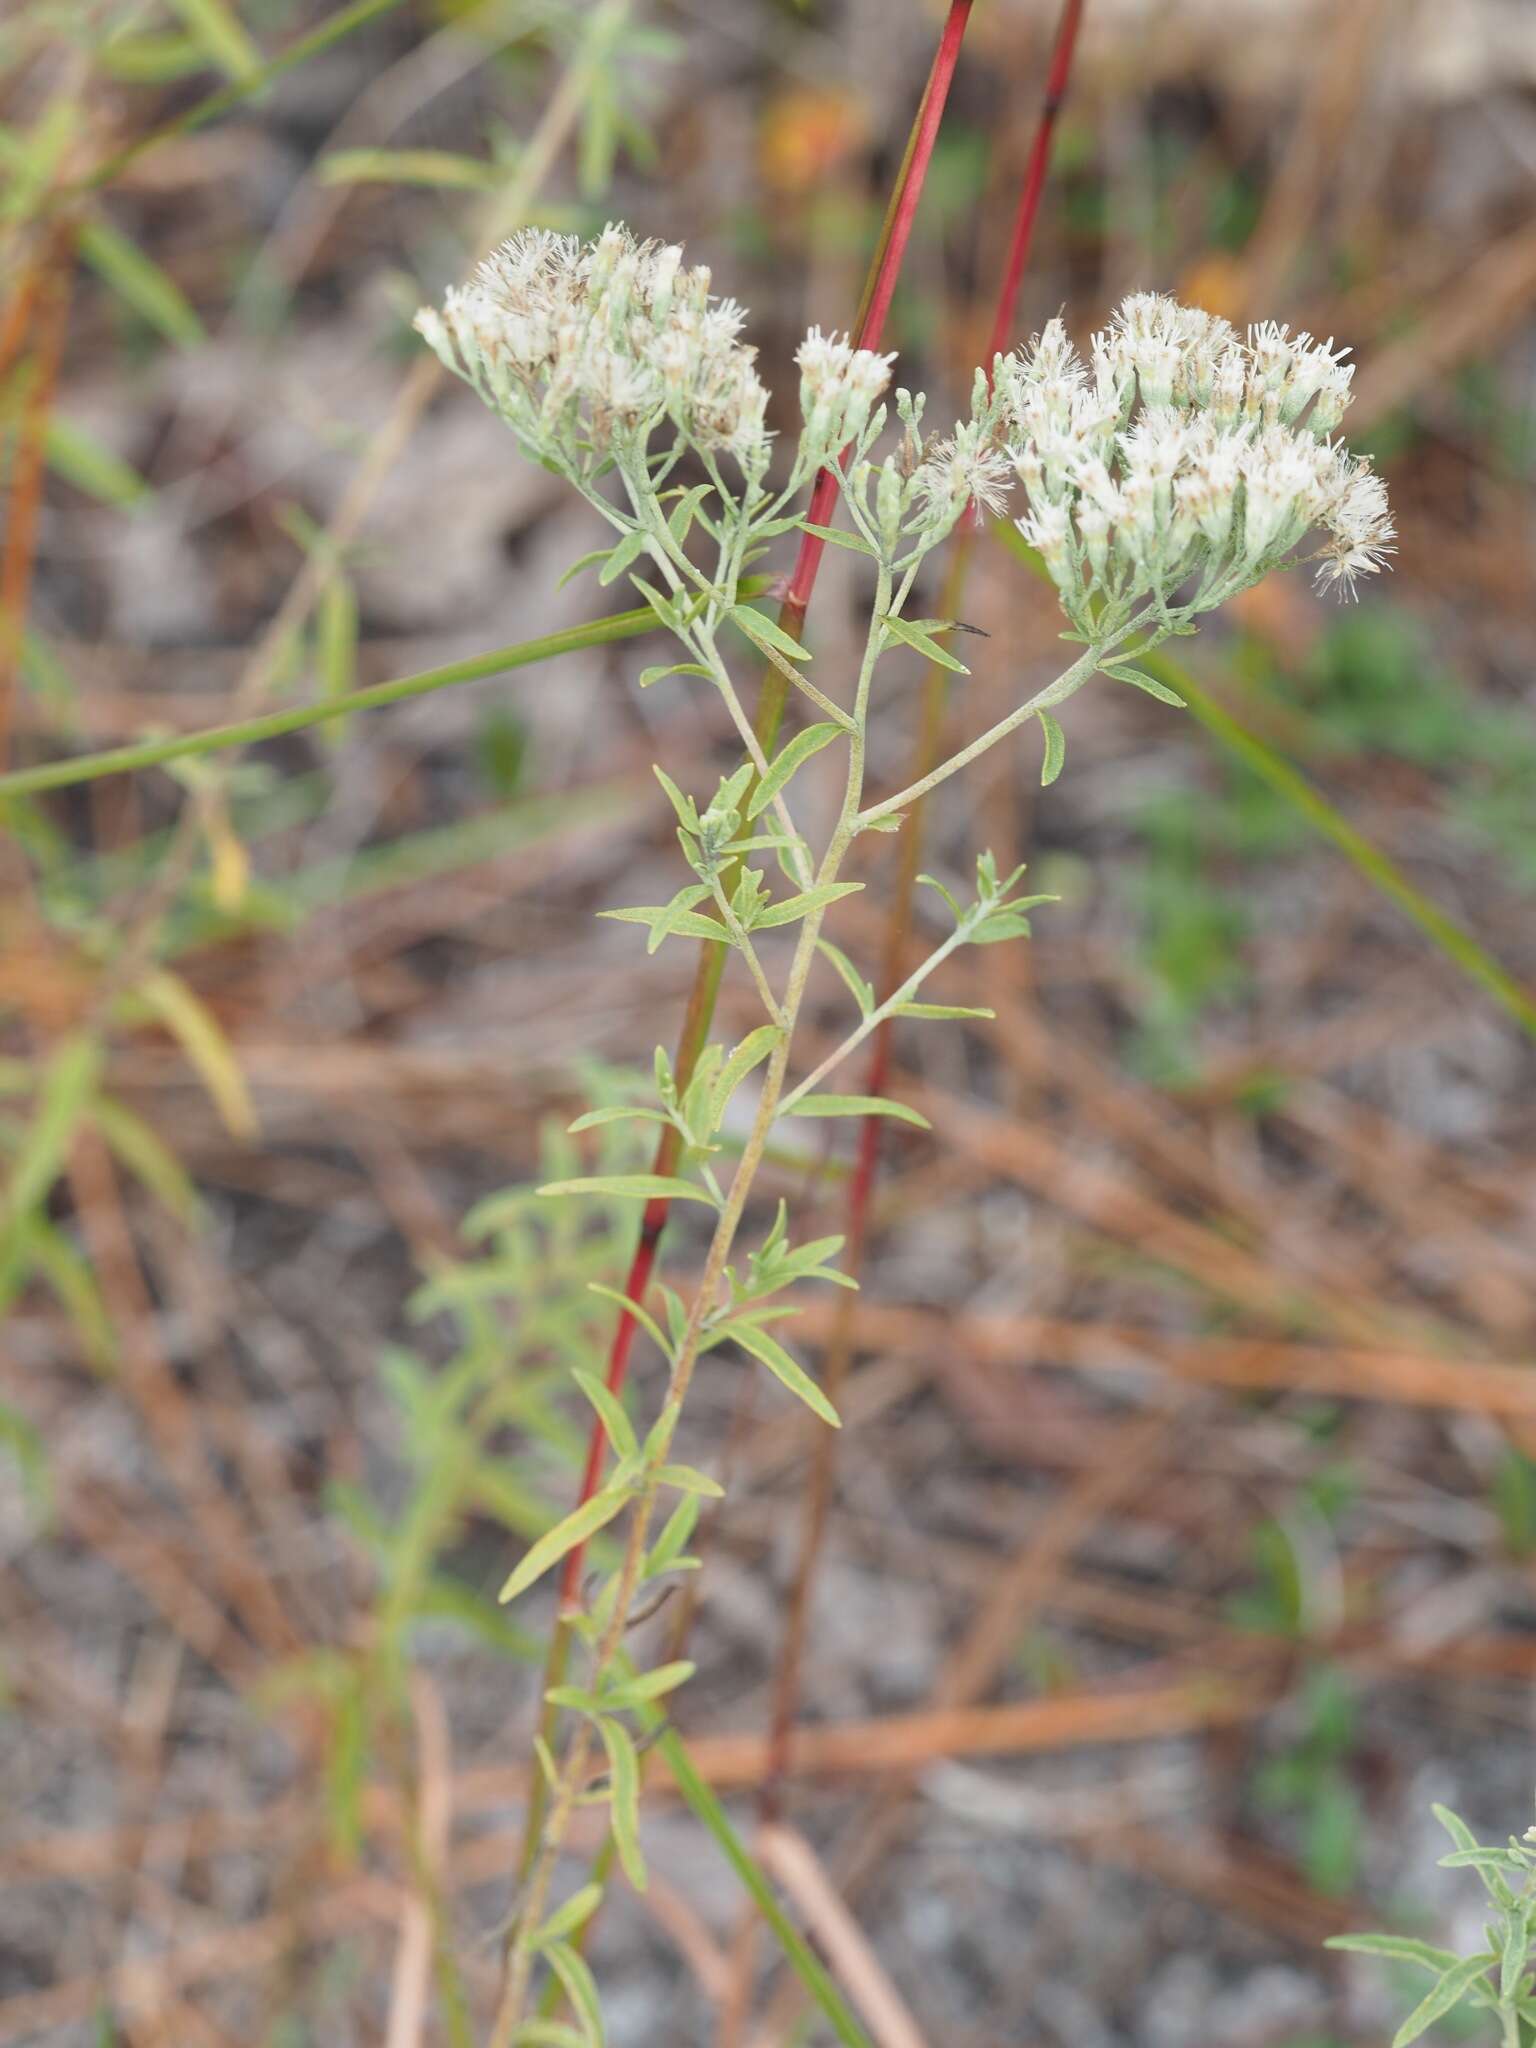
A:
[[416, 222, 1393, 2042]]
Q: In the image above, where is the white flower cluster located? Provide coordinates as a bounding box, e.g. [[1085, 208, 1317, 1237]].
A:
[[414, 224, 771, 473], [999, 293, 1394, 622], [794, 327, 897, 464]]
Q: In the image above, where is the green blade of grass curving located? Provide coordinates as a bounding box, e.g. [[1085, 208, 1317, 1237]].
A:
[[992, 520, 1536, 1041], [638, 1711, 873, 2048], [0, 588, 766, 801]]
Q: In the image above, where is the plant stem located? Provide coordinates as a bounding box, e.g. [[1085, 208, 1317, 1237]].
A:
[[856, 642, 1103, 828], [758, 0, 1089, 1825], [513, 0, 980, 1897]]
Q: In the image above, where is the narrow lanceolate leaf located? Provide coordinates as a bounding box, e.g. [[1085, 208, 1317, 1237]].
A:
[[2, 1035, 102, 1241], [510, 2023, 587, 2048], [536, 1174, 717, 1206], [796, 519, 877, 557], [78, 220, 204, 348], [816, 939, 874, 1018], [710, 1024, 782, 1130], [751, 881, 863, 930], [891, 1001, 995, 1021], [599, 903, 730, 947], [784, 1094, 931, 1129], [1037, 708, 1066, 786], [586, 1282, 671, 1360], [44, 418, 149, 507], [93, 1095, 200, 1225], [598, 1717, 646, 1891], [747, 723, 844, 818], [1391, 1953, 1496, 2047], [499, 1488, 629, 1604], [1325, 1935, 1462, 1975], [134, 969, 256, 1139], [880, 613, 969, 673], [1104, 662, 1186, 706], [165, 0, 262, 80], [541, 1939, 605, 2047], [572, 1371, 637, 1462], [728, 1321, 840, 1428], [729, 605, 813, 665], [534, 1884, 603, 1951], [605, 1660, 695, 1707], [652, 1463, 724, 1498]]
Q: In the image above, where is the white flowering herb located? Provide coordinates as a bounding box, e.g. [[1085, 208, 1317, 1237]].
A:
[[417, 225, 1393, 2042]]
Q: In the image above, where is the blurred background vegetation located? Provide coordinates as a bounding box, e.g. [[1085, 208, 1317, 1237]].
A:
[[3, 1, 1536, 2043]]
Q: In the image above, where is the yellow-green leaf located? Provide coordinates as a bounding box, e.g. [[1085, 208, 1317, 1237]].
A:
[[499, 1488, 628, 1605], [133, 970, 256, 1138]]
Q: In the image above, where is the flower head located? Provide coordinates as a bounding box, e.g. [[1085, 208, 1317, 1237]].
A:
[[415, 223, 770, 474], [795, 327, 897, 461], [998, 291, 1392, 631]]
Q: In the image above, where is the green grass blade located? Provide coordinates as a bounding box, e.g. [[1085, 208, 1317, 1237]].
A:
[[0, 598, 710, 801], [1136, 649, 1536, 1041], [643, 1716, 873, 2048]]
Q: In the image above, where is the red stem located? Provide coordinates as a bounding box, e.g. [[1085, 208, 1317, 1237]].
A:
[[786, 0, 976, 611], [985, 0, 1085, 373], [760, 0, 1089, 1805], [550, 0, 979, 1613]]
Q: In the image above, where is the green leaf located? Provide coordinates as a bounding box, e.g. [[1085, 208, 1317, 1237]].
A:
[[132, 968, 255, 1138], [890, 1002, 995, 1021], [499, 1488, 629, 1604], [796, 519, 877, 556], [572, 1371, 636, 1462], [653, 1463, 724, 1498], [880, 613, 969, 674], [511, 2021, 588, 2047], [747, 723, 844, 819], [1104, 663, 1186, 706], [44, 418, 149, 507], [1, 1034, 102, 1261], [750, 881, 862, 930], [729, 605, 812, 666], [78, 220, 204, 349], [598, 529, 647, 589], [1325, 1935, 1463, 1976], [784, 1094, 930, 1129], [605, 1659, 695, 1706], [92, 1095, 200, 1225], [586, 1282, 671, 1360], [567, 1106, 666, 1133], [318, 146, 494, 188], [727, 1321, 839, 1428], [534, 1884, 603, 1951], [598, 1717, 646, 1891], [541, 1938, 605, 2046], [645, 1496, 699, 1578], [599, 904, 730, 946], [537, 1174, 716, 1206], [710, 1025, 782, 1130], [164, 0, 262, 80], [25, 1220, 116, 1373], [1432, 1805, 1481, 1854], [1037, 708, 1065, 786], [816, 939, 874, 1018], [637, 662, 712, 688], [1392, 1953, 1496, 2047]]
